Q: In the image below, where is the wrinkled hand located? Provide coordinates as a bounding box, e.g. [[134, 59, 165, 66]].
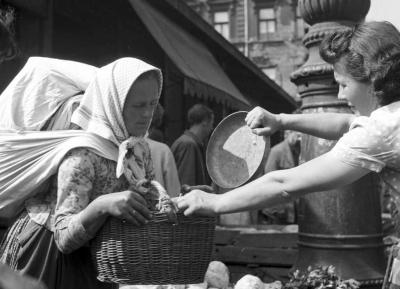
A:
[[245, 106, 281, 136], [181, 184, 215, 195], [101, 190, 152, 226], [173, 189, 219, 216]]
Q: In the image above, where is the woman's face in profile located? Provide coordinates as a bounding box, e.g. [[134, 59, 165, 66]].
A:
[[123, 75, 159, 137], [334, 64, 377, 116]]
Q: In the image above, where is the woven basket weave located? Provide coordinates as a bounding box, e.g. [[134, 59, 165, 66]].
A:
[[91, 212, 216, 285]]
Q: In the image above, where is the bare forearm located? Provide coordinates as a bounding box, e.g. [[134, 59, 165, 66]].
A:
[[79, 196, 109, 236], [213, 151, 369, 214], [279, 112, 355, 140], [178, 151, 370, 217], [214, 172, 297, 214], [54, 197, 109, 253]]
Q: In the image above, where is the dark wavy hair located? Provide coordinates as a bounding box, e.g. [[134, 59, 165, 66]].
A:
[[320, 21, 400, 106]]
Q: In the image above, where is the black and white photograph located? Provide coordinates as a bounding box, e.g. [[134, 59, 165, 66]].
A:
[[0, 0, 399, 288]]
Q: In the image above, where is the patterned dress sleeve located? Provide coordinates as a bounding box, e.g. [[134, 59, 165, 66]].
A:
[[329, 115, 394, 172], [53, 148, 96, 254]]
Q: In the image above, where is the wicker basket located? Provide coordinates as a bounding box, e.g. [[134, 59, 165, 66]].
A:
[[91, 212, 216, 285]]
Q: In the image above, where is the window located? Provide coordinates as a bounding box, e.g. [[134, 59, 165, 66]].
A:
[[213, 11, 230, 39], [258, 7, 276, 40]]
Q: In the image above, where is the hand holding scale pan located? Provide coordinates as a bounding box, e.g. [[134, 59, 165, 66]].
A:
[[174, 111, 270, 216]]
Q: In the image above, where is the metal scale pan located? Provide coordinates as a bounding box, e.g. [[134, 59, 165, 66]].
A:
[[206, 111, 270, 189]]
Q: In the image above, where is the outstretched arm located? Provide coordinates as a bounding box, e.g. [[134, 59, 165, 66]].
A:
[[278, 112, 355, 140], [176, 151, 370, 215], [246, 107, 355, 140]]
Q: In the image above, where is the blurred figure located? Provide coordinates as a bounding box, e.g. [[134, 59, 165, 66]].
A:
[[148, 103, 165, 143], [260, 130, 301, 224], [264, 130, 301, 172], [0, 263, 47, 289], [146, 138, 181, 197], [146, 104, 181, 197], [171, 104, 214, 186]]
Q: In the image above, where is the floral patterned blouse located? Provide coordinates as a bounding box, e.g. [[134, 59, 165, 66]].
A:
[[26, 148, 129, 254], [329, 101, 400, 285], [329, 101, 400, 195]]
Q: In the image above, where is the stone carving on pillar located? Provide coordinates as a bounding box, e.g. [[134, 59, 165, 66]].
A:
[[290, 0, 386, 287]]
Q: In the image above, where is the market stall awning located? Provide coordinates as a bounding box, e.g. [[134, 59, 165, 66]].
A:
[[129, 0, 251, 110]]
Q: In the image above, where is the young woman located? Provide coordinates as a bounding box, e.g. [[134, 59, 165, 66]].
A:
[[0, 57, 163, 289], [175, 21, 400, 284]]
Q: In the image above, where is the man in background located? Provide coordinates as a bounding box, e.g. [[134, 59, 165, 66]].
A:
[[264, 130, 301, 173], [171, 104, 214, 186], [146, 103, 181, 197], [147, 103, 165, 143], [261, 130, 301, 224]]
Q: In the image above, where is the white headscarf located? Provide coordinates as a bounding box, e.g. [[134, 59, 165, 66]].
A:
[[71, 57, 163, 146], [0, 57, 163, 221]]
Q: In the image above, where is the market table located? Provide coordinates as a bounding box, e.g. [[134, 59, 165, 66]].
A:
[[212, 224, 298, 283]]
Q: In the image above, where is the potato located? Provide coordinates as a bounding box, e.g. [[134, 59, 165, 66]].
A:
[[204, 261, 230, 289], [234, 274, 264, 289], [264, 281, 282, 289], [186, 282, 207, 288]]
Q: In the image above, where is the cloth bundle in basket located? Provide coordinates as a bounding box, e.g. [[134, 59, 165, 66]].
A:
[[91, 212, 216, 285]]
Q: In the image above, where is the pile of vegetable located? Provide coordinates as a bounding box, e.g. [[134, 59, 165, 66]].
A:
[[283, 266, 360, 289], [206, 263, 360, 289], [125, 262, 360, 289]]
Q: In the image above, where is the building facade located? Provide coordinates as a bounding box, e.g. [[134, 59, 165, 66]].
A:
[[0, 0, 296, 145], [187, 0, 308, 101]]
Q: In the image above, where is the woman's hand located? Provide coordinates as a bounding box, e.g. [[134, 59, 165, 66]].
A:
[[98, 190, 152, 226], [174, 189, 219, 216], [181, 184, 215, 195], [245, 106, 282, 136]]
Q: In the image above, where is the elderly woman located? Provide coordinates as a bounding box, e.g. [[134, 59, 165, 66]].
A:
[[176, 21, 400, 284], [0, 58, 165, 289]]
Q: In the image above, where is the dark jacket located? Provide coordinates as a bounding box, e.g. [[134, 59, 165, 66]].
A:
[[171, 130, 209, 186]]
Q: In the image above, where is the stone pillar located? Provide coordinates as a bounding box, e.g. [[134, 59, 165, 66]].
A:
[[290, 0, 385, 287]]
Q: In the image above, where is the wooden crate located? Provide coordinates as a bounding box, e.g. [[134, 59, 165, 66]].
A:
[[212, 225, 298, 283]]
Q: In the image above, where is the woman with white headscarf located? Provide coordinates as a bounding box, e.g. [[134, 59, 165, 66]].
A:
[[0, 57, 163, 289]]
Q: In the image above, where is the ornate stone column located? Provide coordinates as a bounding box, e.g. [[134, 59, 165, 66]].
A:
[[290, 0, 385, 287]]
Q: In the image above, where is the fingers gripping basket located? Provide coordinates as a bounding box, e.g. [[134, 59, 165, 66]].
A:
[[91, 212, 216, 285]]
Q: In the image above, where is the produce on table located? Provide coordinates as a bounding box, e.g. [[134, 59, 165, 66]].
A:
[[265, 281, 283, 289], [283, 266, 360, 289], [204, 261, 230, 289], [234, 274, 264, 289], [211, 264, 358, 289], [186, 283, 208, 288], [119, 263, 359, 289]]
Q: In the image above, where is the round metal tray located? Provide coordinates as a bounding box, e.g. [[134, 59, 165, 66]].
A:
[[206, 111, 269, 189]]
